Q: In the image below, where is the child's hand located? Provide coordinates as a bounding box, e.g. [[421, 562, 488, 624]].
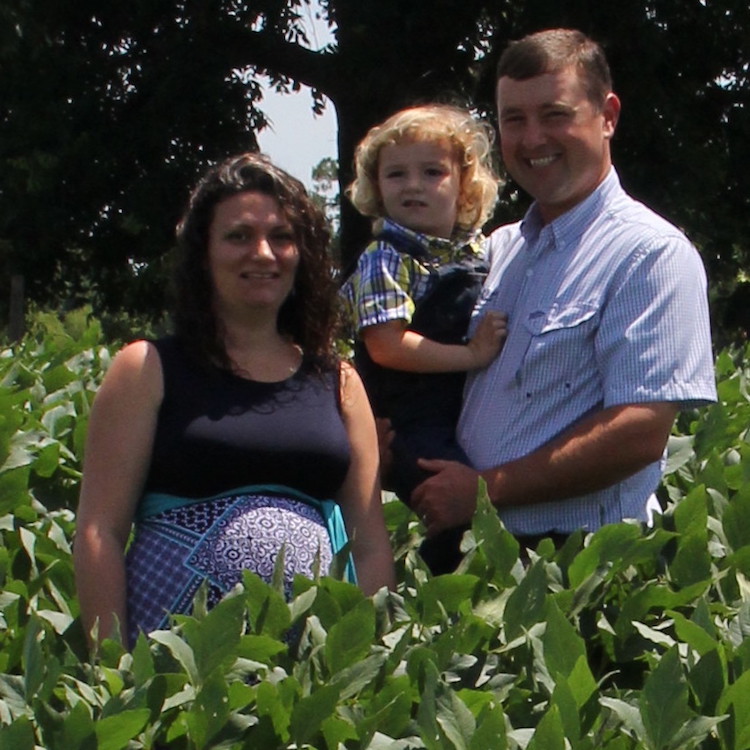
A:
[[467, 311, 508, 368]]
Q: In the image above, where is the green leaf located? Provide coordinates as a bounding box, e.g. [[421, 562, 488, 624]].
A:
[[640, 647, 692, 749], [256, 678, 299, 743], [325, 598, 375, 675], [469, 701, 507, 750], [131, 633, 156, 687], [716, 668, 750, 750], [527, 703, 566, 750], [670, 485, 710, 586], [418, 574, 478, 625], [330, 652, 387, 700], [58, 700, 96, 749], [549, 678, 581, 743], [184, 670, 230, 749], [95, 709, 151, 750], [149, 631, 198, 685], [435, 688, 476, 750], [665, 434, 696, 474], [182, 591, 246, 681], [0, 467, 30, 514], [21, 614, 44, 701], [34, 440, 62, 478], [722, 485, 750, 551], [568, 523, 643, 587], [0, 717, 34, 749], [321, 714, 358, 748], [357, 675, 413, 741], [503, 560, 548, 641], [668, 715, 728, 750], [289, 685, 339, 746], [471, 483, 518, 585], [542, 601, 595, 701], [242, 570, 291, 638], [237, 633, 287, 664], [669, 609, 718, 656], [416, 659, 443, 750], [600, 697, 647, 740]]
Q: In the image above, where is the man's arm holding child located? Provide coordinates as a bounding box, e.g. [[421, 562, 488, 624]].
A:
[[410, 401, 678, 535]]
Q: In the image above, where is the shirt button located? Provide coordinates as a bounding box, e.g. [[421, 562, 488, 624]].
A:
[[526, 269, 534, 278]]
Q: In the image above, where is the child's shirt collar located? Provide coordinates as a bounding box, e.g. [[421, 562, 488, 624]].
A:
[[378, 218, 485, 265]]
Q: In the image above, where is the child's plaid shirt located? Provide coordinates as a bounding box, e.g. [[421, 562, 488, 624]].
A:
[[341, 218, 485, 336]]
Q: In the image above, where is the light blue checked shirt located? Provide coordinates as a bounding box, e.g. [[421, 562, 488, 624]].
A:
[[458, 168, 717, 535]]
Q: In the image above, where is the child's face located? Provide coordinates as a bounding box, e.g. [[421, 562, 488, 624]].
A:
[[377, 138, 461, 239]]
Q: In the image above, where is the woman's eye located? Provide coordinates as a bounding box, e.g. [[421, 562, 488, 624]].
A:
[[225, 230, 248, 242]]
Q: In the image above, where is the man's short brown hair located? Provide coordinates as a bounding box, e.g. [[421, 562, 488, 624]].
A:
[[497, 29, 612, 110]]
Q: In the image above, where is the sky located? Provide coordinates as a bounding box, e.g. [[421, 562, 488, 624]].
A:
[[255, 5, 337, 187], [256, 85, 337, 187]]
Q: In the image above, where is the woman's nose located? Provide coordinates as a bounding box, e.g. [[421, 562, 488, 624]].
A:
[[249, 236, 274, 259]]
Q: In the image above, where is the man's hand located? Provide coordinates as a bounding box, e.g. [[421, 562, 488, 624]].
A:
[[410, 459, 480, 536]]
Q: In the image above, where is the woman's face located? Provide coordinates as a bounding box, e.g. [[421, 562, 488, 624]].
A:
[[207, 191, 300, 319]]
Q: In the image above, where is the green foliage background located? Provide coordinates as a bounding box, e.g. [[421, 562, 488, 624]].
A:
[[2, 312, 750, 748]]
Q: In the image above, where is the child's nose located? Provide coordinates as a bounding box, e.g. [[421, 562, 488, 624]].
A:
[[405, 171, 422, 189]]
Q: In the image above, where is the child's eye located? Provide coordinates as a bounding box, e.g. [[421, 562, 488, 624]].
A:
[[384, 169, 404, 179], [425, 167, 447, 177]]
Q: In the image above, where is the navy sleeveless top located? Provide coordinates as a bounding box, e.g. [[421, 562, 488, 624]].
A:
[[143, 337, 351, 501]]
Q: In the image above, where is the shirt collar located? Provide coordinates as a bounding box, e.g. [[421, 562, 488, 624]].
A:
[[519, 167, 621, 251], [380, 218, 485, 264]]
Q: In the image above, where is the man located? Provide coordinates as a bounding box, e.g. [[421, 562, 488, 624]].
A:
[[410, 28, 717, 565]]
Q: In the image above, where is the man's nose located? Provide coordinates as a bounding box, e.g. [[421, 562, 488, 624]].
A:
[[521, 118, 546, 148]]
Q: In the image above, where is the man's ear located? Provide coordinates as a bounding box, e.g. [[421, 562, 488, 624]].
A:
[[602, 92, 621, 139]]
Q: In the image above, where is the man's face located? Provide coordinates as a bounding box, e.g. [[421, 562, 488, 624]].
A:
[[496, 65, 620, 224]]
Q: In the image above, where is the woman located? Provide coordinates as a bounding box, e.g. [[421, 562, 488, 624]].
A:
[[74, 153, 395, 647]]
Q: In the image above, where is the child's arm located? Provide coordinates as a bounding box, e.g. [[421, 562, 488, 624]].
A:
[[362, 311, 507, 373]]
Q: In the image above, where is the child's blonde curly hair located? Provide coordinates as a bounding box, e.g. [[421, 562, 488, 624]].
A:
[[347, 104, 501, 232]]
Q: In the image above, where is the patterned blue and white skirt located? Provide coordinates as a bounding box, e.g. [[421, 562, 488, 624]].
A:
[[124, 487, 351, 646]]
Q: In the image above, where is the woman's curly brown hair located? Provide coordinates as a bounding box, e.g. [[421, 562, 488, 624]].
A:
[[173, 152, 338, 372]]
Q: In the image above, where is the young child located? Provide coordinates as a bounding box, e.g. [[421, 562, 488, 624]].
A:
[[341, 103, 506, 521]]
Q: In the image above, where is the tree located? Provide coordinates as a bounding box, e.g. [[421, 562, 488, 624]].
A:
[[2, 0, 748, 329]]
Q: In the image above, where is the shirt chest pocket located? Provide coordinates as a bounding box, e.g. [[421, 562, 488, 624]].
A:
[[517, 301, 600, 393]]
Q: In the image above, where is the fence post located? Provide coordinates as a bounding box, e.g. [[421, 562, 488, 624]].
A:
[[9, 274, 25, 343]]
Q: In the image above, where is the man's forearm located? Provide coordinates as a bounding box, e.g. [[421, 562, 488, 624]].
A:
[[481, 402, 679, 508]]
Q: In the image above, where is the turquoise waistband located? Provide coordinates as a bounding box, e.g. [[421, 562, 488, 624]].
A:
[[137, 483, 356, 583]]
